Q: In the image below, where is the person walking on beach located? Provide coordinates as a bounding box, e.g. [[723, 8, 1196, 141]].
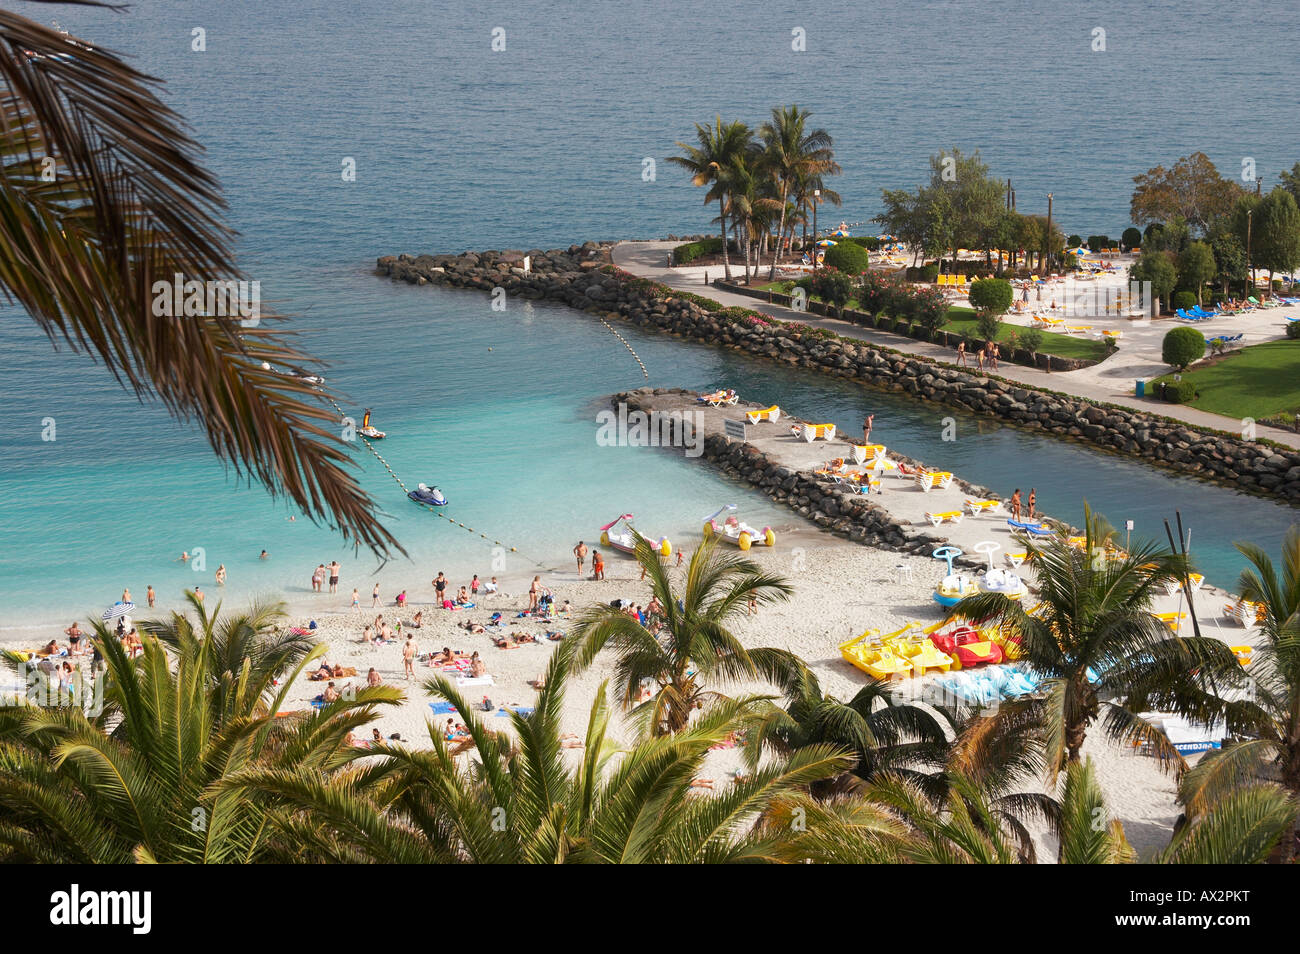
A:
[[591, 551, 605, 581], [351, 588, 360, 609], [529, 576, 541, 612], [328, 560, 340, 594], [1010, 488, 1022, 521], [433, 571, 447, 606], [402, 634, 418, 680], [1027, 488, 1036, 520], [956, 340, 967, 367], [146, 585, 155, 608], [573, 540, 587, 575], [371, 583, 381, 608], [471, 575, 480, 596], [976, 344, 986, 371], [989, 341, 999, 371], [312, 564, 325, 593], [862, 414, 874, 444]]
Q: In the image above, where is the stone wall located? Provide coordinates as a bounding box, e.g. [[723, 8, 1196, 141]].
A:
[[376, 246, 1300, 506]]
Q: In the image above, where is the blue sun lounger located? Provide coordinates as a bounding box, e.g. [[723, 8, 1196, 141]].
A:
[[1008, 518, 1052, 536]]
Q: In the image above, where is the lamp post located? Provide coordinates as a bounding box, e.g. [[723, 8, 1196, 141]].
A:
[[1044, 192, 1054, 276], [1246, 208, 1253, 300], [812, 189, 820, 270]]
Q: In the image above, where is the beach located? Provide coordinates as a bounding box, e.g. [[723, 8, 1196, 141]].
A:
[[10, 385, 1265, 860]]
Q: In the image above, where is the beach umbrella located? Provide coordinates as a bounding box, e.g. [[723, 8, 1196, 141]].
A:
[[815, 239, 837, 247], [101, 601, 134, 621], [833, 228, 850, 237]]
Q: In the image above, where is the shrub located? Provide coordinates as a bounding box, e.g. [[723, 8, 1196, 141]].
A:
[[1162, 378, 1197, 403], [1172, 290, 1197, 311], [920, 263, 940, 283], [822, 241, 871, 276], [1066, 234, 1083, 249], [1087, 234, 1112, 251], [811, 270, 854, 316], [670, 290, 723, 311], [673, 237, 723, 264], [1286, 321, 1300, 340], [968, 277, 1013, 317], [975, 312, 1003, 344], [1122, 227, 1142, 251], [1019, 327, 1044, 355], [857, 270, 908, 316], [1162, 326, 1206, 369], [911, 286, 950, 336]]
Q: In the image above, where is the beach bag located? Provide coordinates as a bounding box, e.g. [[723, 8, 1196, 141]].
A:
[[481, 697, 493, 712]]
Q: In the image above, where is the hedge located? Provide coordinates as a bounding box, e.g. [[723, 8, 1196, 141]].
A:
[[672, 237, 724, 264]]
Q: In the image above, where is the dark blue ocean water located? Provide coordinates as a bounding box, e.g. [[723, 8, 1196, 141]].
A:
[[1, 0, 1296, 624]]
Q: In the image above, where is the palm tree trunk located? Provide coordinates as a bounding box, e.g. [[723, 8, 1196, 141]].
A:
[[719, 204, 732, 281], [770, 191, 789, 280]]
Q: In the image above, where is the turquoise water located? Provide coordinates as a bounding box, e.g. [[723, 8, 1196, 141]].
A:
[[2, 0, 1297, 625]]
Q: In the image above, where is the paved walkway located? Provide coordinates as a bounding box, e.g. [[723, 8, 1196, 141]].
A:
[[612, 241, 1300, 450]]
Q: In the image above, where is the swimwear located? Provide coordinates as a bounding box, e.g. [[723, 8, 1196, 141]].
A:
[[329, 576, 339, 585]]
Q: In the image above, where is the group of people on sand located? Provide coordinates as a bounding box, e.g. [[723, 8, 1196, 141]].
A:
[[432, 571, 498, 609], [1009, 487, 1037, 521], [954, 339, 1001, 371]]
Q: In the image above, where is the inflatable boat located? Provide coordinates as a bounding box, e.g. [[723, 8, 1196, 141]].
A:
[[408, 483, 447, 506], [600, 513, 672, 557]]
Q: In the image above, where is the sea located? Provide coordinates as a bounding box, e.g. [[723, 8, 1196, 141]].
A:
[[1, 0, 1297, 628]]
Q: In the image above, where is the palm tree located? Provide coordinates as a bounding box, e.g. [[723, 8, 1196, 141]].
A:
[[1160, 780, 1297, 864], [955, 506, 1241, 775], [0, 9, 398, 555], [1177, 525, 1300, 859], [572, 538, 803, 735], [726, 152, 782, 285], [760, 106, 840, 280], [236, 639, 857, 863], [667, 118, 752, 281], [140, 592, 318, 724], [0, 604, 398, 862], [791, 167, 841, 256], [747, 666, 956, 798]]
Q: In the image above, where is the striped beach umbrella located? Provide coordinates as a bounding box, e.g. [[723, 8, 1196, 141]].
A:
[[815, 239, 837, 247], [102, 601, 134, 621]]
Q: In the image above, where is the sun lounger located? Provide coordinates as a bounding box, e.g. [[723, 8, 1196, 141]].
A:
[[913, 470, 953, 492], [1230, 645, 1253, 666], [924, 510, 964, 526], [1004, 551, 1027, 568], [1154, 611, 1186, 632], [1007, 518, 1052, 536], [1223, 600, 1264, 627], [745, 405, 781, 424], [964, 498, 1003, 516], [794, 422, 836, 442]]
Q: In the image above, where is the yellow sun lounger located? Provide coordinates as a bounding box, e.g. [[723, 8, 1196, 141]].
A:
[[1154, 612, 1186, 632], [745, 405, 781, 425], [914, 471, 953, 492], [1230, 645, 1253, 666], [924, 510, 964, 526], [1162, 573, 1204, 596], [1005, 551, 1027, 568], [964, 498, 1003, 516], [795, 422, 836, 442]]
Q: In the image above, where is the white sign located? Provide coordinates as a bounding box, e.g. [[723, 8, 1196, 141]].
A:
[[724, 419, 748, 441]]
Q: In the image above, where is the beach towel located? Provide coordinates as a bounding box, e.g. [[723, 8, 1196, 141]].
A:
[[495, 706, 536, 718], [455, 675, 495, 687], [429, 701, 459, 715], [290, 627, 312, 636]]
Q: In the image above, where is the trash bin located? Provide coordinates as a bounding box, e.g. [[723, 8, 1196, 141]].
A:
[[1135, 380, 1145, 397]]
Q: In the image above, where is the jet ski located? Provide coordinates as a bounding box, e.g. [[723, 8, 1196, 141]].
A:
[[359, 409, 386, 439], [408, 483, 447, 506]]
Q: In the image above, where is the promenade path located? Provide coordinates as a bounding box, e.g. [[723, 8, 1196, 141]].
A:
[[612, 240, 1300, 451]]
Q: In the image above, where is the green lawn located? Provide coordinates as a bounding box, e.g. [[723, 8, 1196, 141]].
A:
[[1172, 341, 1300, 421], [746, 284, 1107, 361]]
